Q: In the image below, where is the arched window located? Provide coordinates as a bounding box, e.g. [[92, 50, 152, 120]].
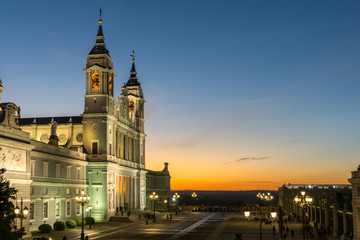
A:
[[92, 73, 100, 89], [109, 76, 113, 92], [129, 101, 135, 114]]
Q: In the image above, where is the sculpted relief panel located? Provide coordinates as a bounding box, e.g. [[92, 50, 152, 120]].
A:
[[0, 146, 26, 172]]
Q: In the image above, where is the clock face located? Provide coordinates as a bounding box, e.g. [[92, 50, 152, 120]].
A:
[[92, 73, 100, 89], [76, 134, 83, 143], [40, 134, 49, 143], [59, 134, 67, 143], [129, 101, 135, 114]]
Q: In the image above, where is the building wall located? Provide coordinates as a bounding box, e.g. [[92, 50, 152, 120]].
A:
[[28, 140, 87, 231]]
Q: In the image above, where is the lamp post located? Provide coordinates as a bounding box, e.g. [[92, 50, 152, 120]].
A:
[[257, 192, 274, 240], [173, 192, 180, 215], [164, 199, 168, 211], [150, 192, 158, 222], [75, 190, 90, 240], [244, 211, 250, 219], [87, 206, 92, 229], [191, 192, 197, 207], [14, 198, 28, 239], [294, 191, 312, 240]]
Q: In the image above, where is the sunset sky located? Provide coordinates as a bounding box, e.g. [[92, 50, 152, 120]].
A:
[[1, 1, 360, 190]]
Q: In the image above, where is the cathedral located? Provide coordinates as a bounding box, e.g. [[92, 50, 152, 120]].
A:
[[0, 16, 171, 235]]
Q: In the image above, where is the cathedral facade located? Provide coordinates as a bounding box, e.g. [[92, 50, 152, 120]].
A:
[[0, 17, 170, 234]]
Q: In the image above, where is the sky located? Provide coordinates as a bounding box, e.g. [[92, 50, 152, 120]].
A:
[[1, 0, 360, 190]]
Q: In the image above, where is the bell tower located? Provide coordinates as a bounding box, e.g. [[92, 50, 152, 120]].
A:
[[119, 56, 145, 133], [84, 16, 115, 115]]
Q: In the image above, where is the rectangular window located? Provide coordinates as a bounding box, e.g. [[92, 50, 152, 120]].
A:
[[43, 162, 49, 177], [45, 188, 48, 194], [55, 201, 60, 217], [76, 204, 80, 215], [92, 142, 98, 154], [76, 189, 79, 194], [30, 161, 35, 176], [66, 188, 70, 194], [67, 165, 71, 179], [76, 167, 80, 180], [66, 201, 70, 216], [56, 164, 61, 178], [30, 202, 34, 220], [109, 143, 112, 155], [43, 202, 48, 219], [31, 187, 34, 195]]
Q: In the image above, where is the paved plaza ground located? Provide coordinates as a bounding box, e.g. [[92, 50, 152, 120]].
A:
[[26, 211, 338, 240]]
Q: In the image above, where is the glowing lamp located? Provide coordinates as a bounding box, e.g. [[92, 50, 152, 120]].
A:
[[14, 206, 20, 215], [301, 191, 305, 196], [244, 211, 250, 218], [295, 197, 299, 203], [271, 212, 277, 218]]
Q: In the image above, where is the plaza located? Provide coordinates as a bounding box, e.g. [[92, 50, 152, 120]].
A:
[[25, 211, 340, 240]]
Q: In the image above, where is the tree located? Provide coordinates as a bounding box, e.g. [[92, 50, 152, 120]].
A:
[[0, 168, 21, 240]]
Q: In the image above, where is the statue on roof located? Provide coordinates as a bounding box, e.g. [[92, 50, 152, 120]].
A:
[[50, 120, 58, 136]]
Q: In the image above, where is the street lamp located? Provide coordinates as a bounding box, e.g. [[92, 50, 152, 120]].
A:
[[257, 192, 274, 240], [164, 199, 168, 211], [294, 191, 312, 240], [86, 206, 92, 229], [75, 190, 90, 240], [191, 192, 197, 206], [173, 192, 180, 215], [149, 192, 158, 222], [14, 198, 28, 239], [244, 211, 250, 219]]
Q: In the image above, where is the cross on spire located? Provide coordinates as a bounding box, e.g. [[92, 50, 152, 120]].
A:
[[99, 8, 102, 20]]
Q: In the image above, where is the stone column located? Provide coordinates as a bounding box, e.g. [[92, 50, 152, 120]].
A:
[[333, 203, 339, 237], [120, 175, 125, 208], [125, 135, 128, 160], [126, 176, 130, 209], [134, 176, 139, 209], [343, 207, 348, 235], [319, 205, 323, 227], [325, 203, 329, 229]]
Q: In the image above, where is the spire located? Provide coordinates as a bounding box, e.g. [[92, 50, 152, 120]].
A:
[[126, 51, 140, 87], [89, 9, 110, 56]]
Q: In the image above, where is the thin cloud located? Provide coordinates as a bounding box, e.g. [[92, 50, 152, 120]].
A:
[[224, 156, 271, 165]]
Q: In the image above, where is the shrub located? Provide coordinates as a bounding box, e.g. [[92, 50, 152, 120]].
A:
[[76, 218, 86, 226], [38, 223, 52, 233], [53, 221, 66, 231], [85, 217, 95, 225], [66, 220, 77, 228]]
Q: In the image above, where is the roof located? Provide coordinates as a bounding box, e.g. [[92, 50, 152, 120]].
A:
[[19, 116, 82, 125]]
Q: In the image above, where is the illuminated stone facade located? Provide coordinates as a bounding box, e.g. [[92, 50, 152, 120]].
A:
[[0, 17, 171, 234]]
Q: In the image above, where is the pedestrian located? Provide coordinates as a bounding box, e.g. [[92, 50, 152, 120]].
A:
[[284, 232, 287, 240], [63, 237, 67, 240], [139, 214, 141, 220], [291, 228, 294, 238], [127, 211, 130, 218], [170, 214, 173, 220], [286, 226, 289, 233], [121, 209, 124, 216]]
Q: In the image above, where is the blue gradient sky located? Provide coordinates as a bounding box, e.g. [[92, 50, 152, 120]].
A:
[[1, 1, 360, 190]]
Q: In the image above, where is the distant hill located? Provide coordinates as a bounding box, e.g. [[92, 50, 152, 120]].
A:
[[171, 190, 278, 206]]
